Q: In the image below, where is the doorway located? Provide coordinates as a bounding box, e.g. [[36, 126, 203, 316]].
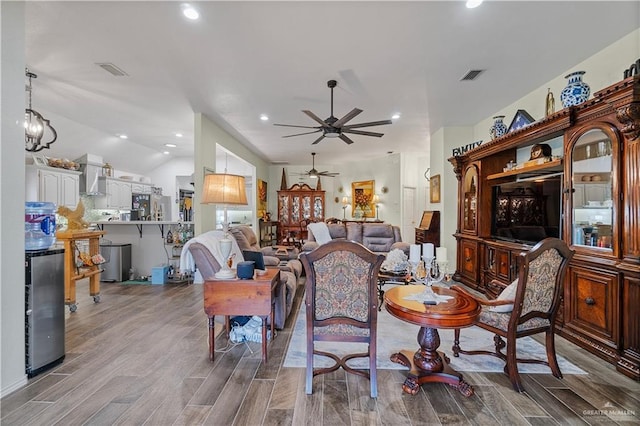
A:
[[402, 186, 417, 244]]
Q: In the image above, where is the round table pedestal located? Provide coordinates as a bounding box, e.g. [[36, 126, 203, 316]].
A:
[[384, 285, 480, 397], [390, 327, 473, 397]]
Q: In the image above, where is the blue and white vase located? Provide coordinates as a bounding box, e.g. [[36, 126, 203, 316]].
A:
[[489, 115, 507, 140], [560, 71, 591, 108]]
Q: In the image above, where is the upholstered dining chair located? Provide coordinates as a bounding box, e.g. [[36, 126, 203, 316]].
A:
[[451, 237, 574, 392], [300, 240, 384, 398]]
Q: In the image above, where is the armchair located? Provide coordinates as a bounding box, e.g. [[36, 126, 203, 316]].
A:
[[451, 237, 574, 392]]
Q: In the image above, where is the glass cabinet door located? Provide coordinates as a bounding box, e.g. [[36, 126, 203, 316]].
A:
[[570, 128, 614, 249], [462, 165, 478, 233]]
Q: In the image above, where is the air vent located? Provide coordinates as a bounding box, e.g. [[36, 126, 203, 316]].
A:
[[272, 161, 290, 165], [460, 69, 484, 81], [95, 63, 129, 77]]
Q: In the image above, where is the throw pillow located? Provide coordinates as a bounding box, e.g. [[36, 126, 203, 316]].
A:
[[307, 222, 332, 245], [489, 278, 518, 313]]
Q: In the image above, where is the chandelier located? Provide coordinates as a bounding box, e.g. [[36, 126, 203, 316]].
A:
[[24, 68, 57, 152]]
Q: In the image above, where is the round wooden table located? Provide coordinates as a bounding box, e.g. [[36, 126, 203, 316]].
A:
[[384, 285, 480, 396]]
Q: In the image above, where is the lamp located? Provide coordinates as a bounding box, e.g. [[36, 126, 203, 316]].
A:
[[201, 171, 248, 279], [373, 194, 380, 221], [24, 68, 57, 152], [341, 196, 349, 220]]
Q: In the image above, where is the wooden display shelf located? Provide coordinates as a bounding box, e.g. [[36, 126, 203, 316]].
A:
[[487, 158, 562, 180]]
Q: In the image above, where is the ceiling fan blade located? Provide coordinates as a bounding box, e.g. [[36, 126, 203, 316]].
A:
[[339, 134, 355, 145], [343, 129, 384, 137], [273, 123, 320, 129], [282, 129, 322, 138], [332, 108, 363, 128], [319, 171, 340, 176], [311, 134, 325, 145], [343, 119, 393, 129], [302, 110, 329, 126]]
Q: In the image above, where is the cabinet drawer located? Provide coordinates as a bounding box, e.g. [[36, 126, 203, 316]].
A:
[[565, 266, 618, 344]]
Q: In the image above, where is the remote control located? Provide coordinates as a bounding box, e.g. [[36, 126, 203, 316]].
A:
[[423, 300, 437, 305]]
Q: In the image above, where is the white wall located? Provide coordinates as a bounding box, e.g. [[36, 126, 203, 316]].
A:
[[1, 1, 28, 396], [472, 29, 640, 142]]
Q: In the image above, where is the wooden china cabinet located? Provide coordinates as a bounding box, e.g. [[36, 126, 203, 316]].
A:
[[277, 183, 325, 244], [449, 76, 640, 380]]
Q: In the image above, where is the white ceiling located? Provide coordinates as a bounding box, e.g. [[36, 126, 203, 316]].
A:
[[23, 1, 640, 175]]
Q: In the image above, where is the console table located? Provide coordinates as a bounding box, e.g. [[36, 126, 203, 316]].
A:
[[203, 268, 280, 362]]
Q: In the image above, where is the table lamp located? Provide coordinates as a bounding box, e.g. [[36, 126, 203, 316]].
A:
[[201, 172, 248, 279], [373, 194, 380, 221]]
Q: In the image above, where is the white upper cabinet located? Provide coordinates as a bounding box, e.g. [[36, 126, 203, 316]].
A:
[[26, 166, 80, 208]]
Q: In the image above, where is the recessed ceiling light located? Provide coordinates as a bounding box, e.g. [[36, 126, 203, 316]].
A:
[[165, 143, 177, 148], [392, 113, 401, 120], [163, 151, 170, 155], [119, 134, 128, 139], [260, 114, 269, 121], [466, 0, 483, 9], [181, 4, 199, 20], [175, 133, 183, 138]]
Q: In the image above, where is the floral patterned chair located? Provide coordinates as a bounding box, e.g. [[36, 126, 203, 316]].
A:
[[451, 237, 574, 392], [300, 240, 384, 398]]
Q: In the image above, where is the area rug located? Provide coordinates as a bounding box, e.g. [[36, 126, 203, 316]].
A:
[[283, 289, 586, 374]]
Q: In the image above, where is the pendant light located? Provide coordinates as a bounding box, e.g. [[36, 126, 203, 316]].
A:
[[24, 68, 57, 152]]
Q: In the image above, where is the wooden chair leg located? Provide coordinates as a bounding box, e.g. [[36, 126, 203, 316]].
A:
[[369, 343, 377, 398], [506, 338, 524, 392], [306, 337, 314, 395], [546, 329, 562, 379]]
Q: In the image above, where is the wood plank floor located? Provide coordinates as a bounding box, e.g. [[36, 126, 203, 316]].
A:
[[2, 278, 639, 425]]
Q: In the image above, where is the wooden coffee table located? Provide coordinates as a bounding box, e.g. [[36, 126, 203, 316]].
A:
[[204, 269, 280, 363], [384, 285, 480, 396]]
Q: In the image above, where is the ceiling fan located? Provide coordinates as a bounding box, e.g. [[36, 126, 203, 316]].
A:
[[294, 152, 339, 179], [274, 79, 392, 145]]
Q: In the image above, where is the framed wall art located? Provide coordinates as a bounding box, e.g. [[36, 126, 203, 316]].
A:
[[351, 180, 375, 218], [430, 174, 441, 203]]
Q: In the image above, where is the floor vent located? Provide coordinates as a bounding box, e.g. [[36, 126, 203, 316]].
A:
[[460, 69, 484, 81], [96, 63, 129, 77]]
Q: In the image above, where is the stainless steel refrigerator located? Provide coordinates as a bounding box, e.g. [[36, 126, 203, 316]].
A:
[[25, 248, 65, 377]]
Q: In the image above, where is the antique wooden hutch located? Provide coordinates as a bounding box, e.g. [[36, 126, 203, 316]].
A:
[[449, 76, 639, 380], [277, 183, 325, 244]]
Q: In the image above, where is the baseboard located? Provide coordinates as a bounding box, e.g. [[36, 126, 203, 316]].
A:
[[0, 374, 28, 398]]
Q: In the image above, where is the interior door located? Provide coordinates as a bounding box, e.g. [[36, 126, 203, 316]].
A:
[[402, 186, 416, 244]]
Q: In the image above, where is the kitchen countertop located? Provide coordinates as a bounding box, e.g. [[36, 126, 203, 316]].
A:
[[93, 220, 194, 225]]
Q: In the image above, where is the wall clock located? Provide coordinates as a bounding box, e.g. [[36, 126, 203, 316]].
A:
[[508, 109, 535, 133], [530, 143, 552, 160]]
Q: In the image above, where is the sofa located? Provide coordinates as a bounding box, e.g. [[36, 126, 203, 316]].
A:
[[302, 222, 410, 256]]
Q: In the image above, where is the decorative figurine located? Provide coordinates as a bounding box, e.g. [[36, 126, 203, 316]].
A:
[[545, 88, 555, 116], [57, 200, 89, 230]]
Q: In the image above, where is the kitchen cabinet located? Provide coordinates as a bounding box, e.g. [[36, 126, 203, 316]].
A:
[[573, 182, 611, 206], [132, 182, 153, 194], [26, 165, 80, 208], [94, 177, 132, 209]]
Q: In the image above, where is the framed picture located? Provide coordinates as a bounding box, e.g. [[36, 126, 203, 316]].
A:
[[351, 179, 375, 218], [257, 179, 267, 219], [430, 174, 441, 203], [508, 109, 535, 133]]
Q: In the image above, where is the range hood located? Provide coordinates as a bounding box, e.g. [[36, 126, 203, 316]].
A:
[[78, 162, 105, 195]]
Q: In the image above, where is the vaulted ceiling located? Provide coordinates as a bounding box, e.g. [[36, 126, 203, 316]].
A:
[[24, 1, 640, 174]]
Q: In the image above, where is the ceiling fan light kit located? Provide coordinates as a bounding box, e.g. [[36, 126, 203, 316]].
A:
[[274, 79, 392, 145]]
